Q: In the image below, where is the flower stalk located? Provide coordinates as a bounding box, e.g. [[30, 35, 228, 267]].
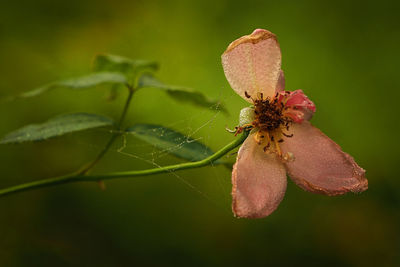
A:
[[0, 131, 249, 198], [79, 85, 135, 174]]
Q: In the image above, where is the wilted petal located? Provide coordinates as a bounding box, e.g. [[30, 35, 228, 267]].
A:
[[232, 134, 287, 218], [284, 109, 306, 123], [281, 90, 316, 123], [281, 122, 368, 196], [222, 29, 282, 102], [285, 89, 316, 112]]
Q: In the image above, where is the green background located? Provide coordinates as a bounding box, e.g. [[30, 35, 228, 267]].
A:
[[1, 0, 399, 266]]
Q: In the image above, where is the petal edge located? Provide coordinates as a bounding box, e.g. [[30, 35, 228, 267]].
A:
[[281, 122, 368, 196], [222, 29, 282, 101]]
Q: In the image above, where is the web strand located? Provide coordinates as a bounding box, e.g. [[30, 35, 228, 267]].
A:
[[72, 88, 237, 211]]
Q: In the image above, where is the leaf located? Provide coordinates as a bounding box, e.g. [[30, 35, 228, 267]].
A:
[[126, 124, 215, 162], [138, 74, 227, 113], [93, 54, 158, 77], [11, 55, 158, 100], [0, 113, 115, 144], [17, 72, 128, 99]]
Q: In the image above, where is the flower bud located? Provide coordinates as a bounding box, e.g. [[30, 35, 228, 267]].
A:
[[239, 107, 255, 126]]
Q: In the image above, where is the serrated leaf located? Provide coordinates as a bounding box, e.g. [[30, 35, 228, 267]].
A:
[[138, 74, 227, 113], [93, 54, 158, 78], [17, 72, 128, 99], [1, 113, 115, 144], [126, 124, 215, 162]]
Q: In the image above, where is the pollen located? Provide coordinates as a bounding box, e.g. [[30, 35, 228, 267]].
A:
[[237, 91, 295, 160], [252, 92, 290, 132]]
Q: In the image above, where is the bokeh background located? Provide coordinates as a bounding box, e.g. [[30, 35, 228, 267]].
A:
[[1, 0, 399, 266]]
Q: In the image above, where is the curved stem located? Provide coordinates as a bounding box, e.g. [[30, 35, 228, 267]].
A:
[[0, 132, 248, 198], [80, 87, 135, 174], [116, 86, 135, 127]]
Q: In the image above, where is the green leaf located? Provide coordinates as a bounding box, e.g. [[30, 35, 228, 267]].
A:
[[93, 54, 158, 77], [138, 74, 227, 113], [1, 113, 115, 144], [126, 124, 215, 162], [17, 72, 128, 99]]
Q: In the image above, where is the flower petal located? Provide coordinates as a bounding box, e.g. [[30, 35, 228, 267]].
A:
[[278, 90, 316, 123], [281, 122, 368, 196], [285, 89, 316, 112], [276, 70, 285, 92], [222, 29, 282, 102], [232, 134, 287, 218]]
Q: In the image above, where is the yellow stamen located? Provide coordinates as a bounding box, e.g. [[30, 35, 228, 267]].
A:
[[274, 137, 282, 157], [254, 130, 265, 144], [265, 131, 270, 143]]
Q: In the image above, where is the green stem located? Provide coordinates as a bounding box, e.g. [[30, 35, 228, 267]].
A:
[[80, 87, 135, 174], [0, 132, 249, 198], [116, 86, 135, 127]]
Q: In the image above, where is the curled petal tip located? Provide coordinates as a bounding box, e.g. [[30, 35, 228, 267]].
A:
[[342, 153, 368, 194], [281, 122, 368, 196], [221, 29, 282, 101], [252, 28, 269, 34], [224, 29, 276, 54]]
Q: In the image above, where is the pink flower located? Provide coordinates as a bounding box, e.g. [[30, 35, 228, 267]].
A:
[[222, 29, 368, 218]]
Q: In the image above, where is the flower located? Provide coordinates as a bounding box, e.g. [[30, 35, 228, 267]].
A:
[[221, 29, 368, 218]]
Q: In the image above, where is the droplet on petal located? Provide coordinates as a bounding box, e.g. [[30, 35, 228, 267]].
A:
[[222, 29, 282, 102], [232, 134, 287, 218], [280, 122, 368, 196]]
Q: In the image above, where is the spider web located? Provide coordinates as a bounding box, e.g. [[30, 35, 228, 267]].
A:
[[75, 88, 239, 212]]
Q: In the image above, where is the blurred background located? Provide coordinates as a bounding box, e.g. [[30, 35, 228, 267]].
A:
[[0, 0, 399, 266]]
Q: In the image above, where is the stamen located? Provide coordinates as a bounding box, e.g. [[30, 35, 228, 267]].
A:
[[282, 132, 293, 138], [263, 143, 270, 152], [265, 131, 270, 142], [274, 138, 282, 157], [234, 123, 254, 136], [239, 92, 297, 159], [254, 131, 262, 144], [234, 127, 241, 136]]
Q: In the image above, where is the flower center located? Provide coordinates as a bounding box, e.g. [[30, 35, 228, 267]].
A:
[[234, 89, 315, 162], [252, 94, 290, 132], [239, 92, 294, 161]]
